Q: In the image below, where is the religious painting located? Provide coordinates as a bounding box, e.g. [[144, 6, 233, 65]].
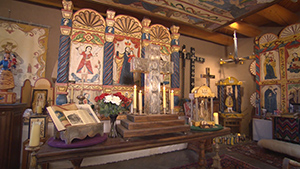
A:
[[113, 15, 142, 85], [69, 9, 105, 84], [287, 83, 300, 106], [31, 89, 48, 113], [260, 50, 280, 82], [0, 18, 49, 98], [286, 47, 300, 79], [69, 43, 103, 84], [260, 85, 281, 114], [28, 115, 47, 139], [113, 40, 140, 85]]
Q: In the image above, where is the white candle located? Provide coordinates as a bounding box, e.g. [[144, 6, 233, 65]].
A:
[[213, 112, 219, 125], [163, 85, 166, 108], [133, 85, 137, 109], [29, 121, 41, 147], [170, 90, 174, 110], [36, 105, 42, 114], [139, 90, 142, 112]]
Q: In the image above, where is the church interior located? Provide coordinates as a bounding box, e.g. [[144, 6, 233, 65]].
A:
[[1, 0, 300, 168]]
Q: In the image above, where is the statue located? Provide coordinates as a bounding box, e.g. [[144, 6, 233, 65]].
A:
[[225, 87, 234, 112]]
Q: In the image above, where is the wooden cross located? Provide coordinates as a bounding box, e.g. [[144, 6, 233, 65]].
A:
[[180, 45, 205, 93], [131, 44, 173, 114], [200, 68, 215, 87], [200, 67, 215, 120]]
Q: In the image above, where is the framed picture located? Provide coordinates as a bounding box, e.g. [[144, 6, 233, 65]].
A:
[[28, 115, 47, 139], [31, 89, 48, 113]]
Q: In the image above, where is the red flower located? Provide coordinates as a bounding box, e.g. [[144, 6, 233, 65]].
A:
[[94, 93, 110, 102]]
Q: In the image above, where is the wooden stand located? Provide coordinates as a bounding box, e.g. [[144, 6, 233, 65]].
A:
[[219, 114, 242, 133], [55, 123, 104, 144], [117, 114, 190, 138]]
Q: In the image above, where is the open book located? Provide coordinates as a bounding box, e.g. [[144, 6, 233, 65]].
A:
[[47, 104, 100, 131], [63, 110, 97, 126]]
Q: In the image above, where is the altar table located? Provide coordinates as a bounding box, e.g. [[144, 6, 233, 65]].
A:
[[32, 127, 230, 169]]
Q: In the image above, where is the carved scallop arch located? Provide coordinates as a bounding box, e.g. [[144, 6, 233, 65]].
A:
[[114, 15, 142, 38], [279, 23, 300, 39], [72, 8, 106, 32], [150, 24, 171, 44]]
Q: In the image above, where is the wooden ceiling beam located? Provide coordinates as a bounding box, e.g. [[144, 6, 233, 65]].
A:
[[256, 4, 300, 25], [178, 25, 233, 46], [224, 21, 262, 37]]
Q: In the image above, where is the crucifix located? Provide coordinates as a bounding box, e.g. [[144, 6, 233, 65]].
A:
[[131, 44, 173, 114], [220, 30, 255, 64], [200, 67, 215, 120], [180, 45, 205, 94]]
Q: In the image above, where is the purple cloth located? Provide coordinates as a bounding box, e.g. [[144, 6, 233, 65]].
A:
[[48, 134, 107, 148]]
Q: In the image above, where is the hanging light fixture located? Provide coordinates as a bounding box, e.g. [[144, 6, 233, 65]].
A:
[[220, 30, 255, 64]]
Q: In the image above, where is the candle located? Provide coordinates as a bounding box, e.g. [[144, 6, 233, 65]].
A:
[[213, 112, 219, 125], [29, 121, 41, 147], [36, 105, 42, 114], [133, 85, 137, 109], [70, 86, 74, 101], [170, 90, 174, 110], [163, 85, 166, 108], [139, 90, 142, 112]]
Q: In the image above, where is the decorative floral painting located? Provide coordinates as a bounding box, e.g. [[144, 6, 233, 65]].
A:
[[260, 50, 280, 82], [286, 47, 300, 79], [261, 85, 281, 114], [0, 18, 48, 98]]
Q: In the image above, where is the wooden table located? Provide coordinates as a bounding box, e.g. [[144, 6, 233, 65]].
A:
[[32, 127, 230, 169]]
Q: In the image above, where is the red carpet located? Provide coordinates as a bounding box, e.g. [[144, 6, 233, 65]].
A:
[[228, 141, 289, 168], [171, 154, 259, 169]]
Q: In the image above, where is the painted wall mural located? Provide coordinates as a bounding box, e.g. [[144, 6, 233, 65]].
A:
[[0, 18, 49, 98]]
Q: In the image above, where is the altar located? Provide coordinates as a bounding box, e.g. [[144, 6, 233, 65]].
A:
[[31, 127, 230, 169]]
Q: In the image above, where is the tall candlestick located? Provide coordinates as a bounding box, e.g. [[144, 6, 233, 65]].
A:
[[70, 86, 74, 101], [133, 85, 137, 110], [139, 90, 142, 114], [29, 121, 41, 147], [213, 112, 219, 125], [170, 90, 174, 110]]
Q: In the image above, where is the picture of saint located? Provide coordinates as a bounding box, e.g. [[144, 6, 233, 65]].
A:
[[263, 52, 277, 80], [288, 84, 300, 106], [287, 52, 300, 73], [76, 46, 94, 75], [264, 87, 278, 113], [115, 42, 136, 85]]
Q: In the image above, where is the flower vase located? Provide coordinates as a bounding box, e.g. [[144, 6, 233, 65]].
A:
[[109, 114, 118, 138]]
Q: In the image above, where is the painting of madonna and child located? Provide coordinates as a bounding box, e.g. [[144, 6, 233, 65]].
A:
[[286, 48, 300, 79], [260, 50, 280, 82]]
